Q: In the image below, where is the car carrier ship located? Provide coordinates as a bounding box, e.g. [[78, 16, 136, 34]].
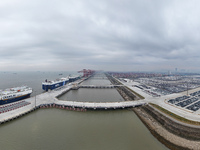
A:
[[0, 86, 33, 105], [42, 75, 81, 91]]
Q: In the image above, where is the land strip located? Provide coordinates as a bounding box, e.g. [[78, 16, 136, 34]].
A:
[[150, 103, 200, 126], [106, 74, 141, 101], [106, 74, 200, 149], [133, 105, 200, 150]]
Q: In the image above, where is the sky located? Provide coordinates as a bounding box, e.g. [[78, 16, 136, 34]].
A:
[[0, 0, 200, 72]]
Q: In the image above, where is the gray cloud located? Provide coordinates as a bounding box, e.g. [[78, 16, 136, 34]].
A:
[[0, 0, 200, 72]]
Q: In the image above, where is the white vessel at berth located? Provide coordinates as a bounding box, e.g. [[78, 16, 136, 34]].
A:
[[0, 86, 32, 105], [42, 75, 81, 91]]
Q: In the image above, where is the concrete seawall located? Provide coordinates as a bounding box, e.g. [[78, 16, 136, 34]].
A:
[[0, 78, 146, 125], [0, 101, 146, 125]]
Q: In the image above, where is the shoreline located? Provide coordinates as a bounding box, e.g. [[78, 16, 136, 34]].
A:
[[2, 73, 200, 149], [106, 74, 200, 149], [133, 105, 200, 150], [133, 107, 186, 150]]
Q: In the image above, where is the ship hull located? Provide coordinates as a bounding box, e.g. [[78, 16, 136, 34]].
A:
[[0, 93, 31, 105], [42, 76, 81, 91], [42, 81, 68, 91]]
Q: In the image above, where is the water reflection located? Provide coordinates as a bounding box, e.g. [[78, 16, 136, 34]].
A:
[[0, 109, 168, 150]]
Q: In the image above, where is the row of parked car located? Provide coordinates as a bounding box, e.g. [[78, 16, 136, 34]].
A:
[[168, 95, 190, 104], [186, 101, 200, 111], [168, 90, 200, 111], [175, 97, 198, 107], [190, 90, 200, 97]]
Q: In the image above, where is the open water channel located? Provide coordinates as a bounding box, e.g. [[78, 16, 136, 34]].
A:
[[0, 71, 168, 150]]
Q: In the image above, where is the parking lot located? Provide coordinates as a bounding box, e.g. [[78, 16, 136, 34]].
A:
[[175, 97, 198, 107], [134, 75, 200, 97], [0, 101, 30, 114], [187, 101, 200, 111], [167, 90, 200, 112], [168, 95, 190, 104]]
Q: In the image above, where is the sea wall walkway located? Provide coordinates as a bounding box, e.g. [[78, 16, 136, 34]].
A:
[[54, 98, 146, 110], [0, 80, 146, 123], [71, 85, 124, 89], [79, 85, 115, 88]]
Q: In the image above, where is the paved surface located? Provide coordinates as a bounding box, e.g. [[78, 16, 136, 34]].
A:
[[0, 79, 145, 122], [1, 77, 200, 123], [119, 79, 200, 122], [55, 98, 146, 109]]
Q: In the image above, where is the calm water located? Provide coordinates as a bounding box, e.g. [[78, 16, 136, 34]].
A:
[[59, 73, 124, 102], [81, 73, 111, 85], [58, 88, 124, 102], [0, 71, 77, 96], [0, 109, 167, 150], [0, 71, 168, 150]]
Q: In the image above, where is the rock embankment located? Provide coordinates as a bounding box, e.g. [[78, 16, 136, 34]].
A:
[[106, 73, 200, 149], [106, 74, 137, 101], [142, 105, 200, 141], [134, 105, 200, 150]]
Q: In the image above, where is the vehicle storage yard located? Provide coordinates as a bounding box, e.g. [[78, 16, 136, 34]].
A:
[[114, 74, 200, 122], [130, 75, 200, 113], [168, 90, 200, 112], [133, 75, 200, 97]]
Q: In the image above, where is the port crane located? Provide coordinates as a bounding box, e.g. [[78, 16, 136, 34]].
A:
[[78, 69, 95, 77]]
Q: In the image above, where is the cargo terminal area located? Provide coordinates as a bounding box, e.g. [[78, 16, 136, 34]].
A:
[[114, 74, 200, 97], [109, 72, 200, 121]]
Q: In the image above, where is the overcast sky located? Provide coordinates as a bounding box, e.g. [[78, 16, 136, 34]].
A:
[[0, 0, 200, 72]]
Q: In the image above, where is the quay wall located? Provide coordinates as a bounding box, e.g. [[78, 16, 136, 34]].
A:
[[0, 75, 146, 125], [142, 105, 200, 141], [105, 73, 200, 149], [105, 74, 138, 101], [0, 102, 145, 125], [0, 107, 40, 125], [133, 106, 190, 150], [133, 105, 200, 150]]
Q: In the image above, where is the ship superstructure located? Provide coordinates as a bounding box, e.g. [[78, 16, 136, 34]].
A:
[[69, 75, 81, 82], [0, 86, 32, 105], [42, 75, 81, 91]]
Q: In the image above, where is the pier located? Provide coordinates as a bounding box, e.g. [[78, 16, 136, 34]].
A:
[[80, 85, 114, 88], [0, 81, 146, 124], [71, 84, 125, 90], [54, 99, 146, 110], [80, 85, 115, 88]]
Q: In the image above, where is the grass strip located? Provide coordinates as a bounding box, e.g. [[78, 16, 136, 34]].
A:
[[150, 103, 200, 126]]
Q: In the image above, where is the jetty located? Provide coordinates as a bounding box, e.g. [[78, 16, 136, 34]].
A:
[[0, 80, 146, 124], [55, 99, 146, 110], [70, 84, 125, 90], [79, 85, 115, 88]]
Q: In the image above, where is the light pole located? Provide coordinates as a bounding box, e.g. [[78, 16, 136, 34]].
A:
[[35, 90, 37, 108]]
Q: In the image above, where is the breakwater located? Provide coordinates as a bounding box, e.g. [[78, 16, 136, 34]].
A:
[[0, 103, 88, 125], [0, 72, 169, 150], [133, 105, 200, 150], [0, 100, 146, 125], [0, 103, 87, 125], [106, 73, 200, 150], [106, 74, 142, 101], [0, 78, 146, 125], [0, 106, 38, 125]]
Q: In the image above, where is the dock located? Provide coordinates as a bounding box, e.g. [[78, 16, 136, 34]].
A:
[[71, 84, 125, 90], [0, 80, 146, 124]]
